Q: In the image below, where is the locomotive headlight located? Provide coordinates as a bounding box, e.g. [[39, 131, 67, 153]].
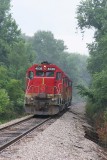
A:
[[30, 97, 34, 101], [44, 65, 47, 70], [52, 98, 57, 101], [52, 98, 54, 101]]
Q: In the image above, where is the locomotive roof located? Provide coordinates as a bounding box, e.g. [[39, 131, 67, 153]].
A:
[[27, 62, 72, 81]]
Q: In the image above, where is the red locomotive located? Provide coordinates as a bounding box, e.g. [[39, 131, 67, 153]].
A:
[[24, 62, 72, 115]]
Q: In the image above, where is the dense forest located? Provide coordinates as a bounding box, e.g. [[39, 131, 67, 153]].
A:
[[0, 0, 89, 123], [76, 0, 107, 145]]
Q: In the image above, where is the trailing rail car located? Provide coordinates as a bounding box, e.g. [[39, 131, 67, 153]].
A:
[[24, 62, 72, 115]]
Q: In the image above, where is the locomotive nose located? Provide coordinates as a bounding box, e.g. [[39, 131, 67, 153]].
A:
[[40, 85, 45, 93], [36, 85, 47, 98]]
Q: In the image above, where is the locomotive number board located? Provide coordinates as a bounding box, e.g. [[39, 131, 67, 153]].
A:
[[35, 66, 55, 71], [47, 68, 55, 71], [35, 66, 42, 70]]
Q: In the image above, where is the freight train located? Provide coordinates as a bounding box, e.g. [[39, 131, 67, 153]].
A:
[[24, 62, 72, 115]]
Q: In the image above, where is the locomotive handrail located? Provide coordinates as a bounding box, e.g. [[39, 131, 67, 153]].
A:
[[25, 85, 39, 94], [26, 84, 62, 95]]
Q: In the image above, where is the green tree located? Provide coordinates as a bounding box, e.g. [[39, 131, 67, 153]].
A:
[[6, 79, 24, 113], [0, 65, 9, 88], [0, 89, 10, 113], [76, 0, 107, 91], [0, 0, 21, 65], [32, 31, 67, 63], [76, 0, 107, 121], [77, 0, 107, 32], [0, 1, 37, 119], [77, 0, 107, 74], [8, 40, 35, 80], [92, 70, 107, 106]]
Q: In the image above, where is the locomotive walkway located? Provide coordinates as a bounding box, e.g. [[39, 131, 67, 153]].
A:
[[0, 103, 107, 160]]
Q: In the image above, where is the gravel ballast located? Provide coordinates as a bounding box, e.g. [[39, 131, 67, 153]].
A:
[[0, 103, 106, 160]]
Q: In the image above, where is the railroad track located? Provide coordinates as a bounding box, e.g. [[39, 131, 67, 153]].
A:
[[0, 107, 69, 153], [0, 116, 51, 152]]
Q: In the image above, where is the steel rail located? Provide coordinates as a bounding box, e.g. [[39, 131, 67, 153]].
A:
[[0, 115, 33, 131], [0, 118, 50, 152]]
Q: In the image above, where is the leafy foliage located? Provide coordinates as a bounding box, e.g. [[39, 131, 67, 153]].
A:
[[32, 31, 66, 63], [0, 66, 9, 88], [0, 0, 21, 65], [92, 70, 107, 106], [77, 0, 107, 32], [77, 0, 107, 144], [76, 85, 93, 100], [6, 79, 24, 113], [0, 89, 10, 113], [77, 0, 107, 74], [0, 0, 36, 121]]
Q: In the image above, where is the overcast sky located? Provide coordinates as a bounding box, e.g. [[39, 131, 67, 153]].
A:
[[11, 0, 94, 55]]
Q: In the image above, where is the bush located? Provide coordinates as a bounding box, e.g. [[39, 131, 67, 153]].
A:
[[104, 109, 107, 122], [86, 101, 104, 120], [6, 79, 24, 114], [92, 70, 107, 107], [0, 89, 10, 113]]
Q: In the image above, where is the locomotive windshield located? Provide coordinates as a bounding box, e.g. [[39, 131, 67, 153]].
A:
[[36, 71, 54, 77], [36, 71, 44, 77], [46, 71, 54, 77]]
